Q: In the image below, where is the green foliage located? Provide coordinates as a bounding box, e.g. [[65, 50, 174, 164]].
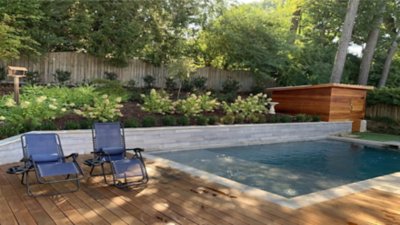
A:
[[207, 115, 218, 125], [161, 115, 177, 126], [192, 77, 207, 91], [220, 114, 235, 124], [0, 67, 6, 80], [143, 75, 156, 89], [367, 88, 400, 106], [127, 79, 136, 89], [165, 77, 177, 91], [79, 120, 92, 129], [140, 89, 174, 114], [181, 79, 194, 92], [25, 71, 40, 84], [74, 94, 123, 122], [92, 79, 129, 101], [142, 116, 156, 127], [220, 78, 240, 102], [176, 116, 189, 126], [125, 118, 139, 128], [196, 115, 208, 125], [104, 71, 118, 80], [174, 92, 219, 117], [53, 69, 71, 84], [222, 93, 271, 120], [39, 120, 57, 130], [64, 121, 80, 130], [294, 114, 313, 122], [278, 114, 293, 123]]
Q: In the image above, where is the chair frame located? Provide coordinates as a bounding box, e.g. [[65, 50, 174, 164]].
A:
[[85, 122, 149, 188], [20, 133, 83, 197]]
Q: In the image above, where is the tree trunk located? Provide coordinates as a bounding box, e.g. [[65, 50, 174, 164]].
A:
[[290, 7, 302, 34], [330, 0, 360, 83], [378, 32, 400, 88], [357, 4, 385, 85]]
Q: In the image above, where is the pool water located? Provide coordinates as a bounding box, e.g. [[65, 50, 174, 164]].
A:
[[154, 140, 400, 198]]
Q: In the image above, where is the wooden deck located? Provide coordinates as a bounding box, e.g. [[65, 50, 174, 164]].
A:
[[1, 155, 400, 225]]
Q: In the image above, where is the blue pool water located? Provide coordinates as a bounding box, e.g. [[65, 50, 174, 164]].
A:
[[155, 140, 400, 198]]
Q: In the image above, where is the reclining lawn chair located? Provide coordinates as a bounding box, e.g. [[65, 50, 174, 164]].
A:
[[84, 122, 149, 188], [15, 133, 83, 196]]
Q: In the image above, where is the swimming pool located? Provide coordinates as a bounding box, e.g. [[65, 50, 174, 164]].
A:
[[154, 139, 400, 198]]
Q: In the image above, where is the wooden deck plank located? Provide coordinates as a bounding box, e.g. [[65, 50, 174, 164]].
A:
[[1, 157, 400, 225]]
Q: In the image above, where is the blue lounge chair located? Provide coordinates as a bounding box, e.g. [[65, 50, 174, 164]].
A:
[[19, 133, 83, 196], [84, 122, 148, 188]]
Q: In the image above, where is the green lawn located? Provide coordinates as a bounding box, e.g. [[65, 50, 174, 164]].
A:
[[353, 132, 400, 142]]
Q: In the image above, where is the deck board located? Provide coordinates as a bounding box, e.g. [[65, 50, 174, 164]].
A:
[[1, 155, 400, 225]]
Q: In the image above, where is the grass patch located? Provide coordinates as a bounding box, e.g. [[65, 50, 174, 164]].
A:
[[353, 132, 400, 142]]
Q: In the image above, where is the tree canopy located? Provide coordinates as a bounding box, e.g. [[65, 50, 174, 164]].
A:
[[1, 0, 400, 88]]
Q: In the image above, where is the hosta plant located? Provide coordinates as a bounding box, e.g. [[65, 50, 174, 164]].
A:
[[140, 89, 174, 115], [74, 95, 123, 122]]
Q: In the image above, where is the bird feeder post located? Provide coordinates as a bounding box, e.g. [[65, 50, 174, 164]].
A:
[[7, 66, 27, 105]]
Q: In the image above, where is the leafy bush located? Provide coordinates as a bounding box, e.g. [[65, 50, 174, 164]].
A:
[[294, 114, 314, 122], [181, 79, 194, 92], [140, 89, 174, 114], [222, 93, 271, 121], [165, 77, 177, 91], [26, 71, 41, 84], [177, 116, 189, 126], [161, 115, 177, 126], [208, 116, 218, 125], [125, 118, 139, 128], [222, 78, 240, 94], [192, 77, 207, 91], [221, 114, 235, 124], [74, 95, 123, 122], [104, 71, 118, 80], [53, 69, 71, 84], [92, 79, 129, 101], [175, 92, 220, 117], [278, 114, 292, 123], [142, 116, 156, 127], [196, 115, 208, 125], [64, 121, 80, 130], [39, 120, 57, 130], [367, 88, 400, 106], [312, 115, 321, 122], [143, 75, 155, 89], [0, 122, 19, 139], [127, 79, 136, 89], [79, 120, 92, 129]]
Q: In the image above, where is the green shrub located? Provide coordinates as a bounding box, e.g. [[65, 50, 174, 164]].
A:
[[74, 94, 123, 122], [39, 120, 57, 130], [192, 77, 207, 91], [53, 69, 71, 84], [0, 67, 6, 80], [312, 115, 321, 122], [175, 92, 219, 117], [165, 77, 177, 91], [140, 89, 174, 114], [64, 121, 80, 130], [142, 116, 156, 127], [79, 120, 92, 129], [143, 75, 155, 89], [234, 114, 245, 124], [104, 71, 118, 80], [294, 114, 313, 122], [196, 115, 208, 125], [177, 116, 189, 126], [367, 88, 400, 106], [125, 118, 139, 128], [0, 122, 19, 139], [92, 79, 129, 101], [127, 79, 136, 89], [222, 78, 240, 94], [278, 114, 292, 123], [221, 114, 235, 124], [181, 79, 194, 92], [222, 93, 270, 121], [208, 116, 218, 125], [161, 115, 177, 126], [26, 71, 41, 84]]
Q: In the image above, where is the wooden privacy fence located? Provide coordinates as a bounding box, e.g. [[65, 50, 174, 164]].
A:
[[1, 52, 254, 91], [366, 104, 400, 121]]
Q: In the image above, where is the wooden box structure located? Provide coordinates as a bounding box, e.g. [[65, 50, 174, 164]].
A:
[[268, 83, 374, 132], [7, 66, 27, 105]]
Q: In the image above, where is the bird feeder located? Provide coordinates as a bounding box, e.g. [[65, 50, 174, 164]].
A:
[[7, 66, 27, 105]]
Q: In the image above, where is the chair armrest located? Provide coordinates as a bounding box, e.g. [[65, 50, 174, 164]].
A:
[[20, 157, 30, 162], [65, 153, 79, 160], [126, 148, 144, 153]]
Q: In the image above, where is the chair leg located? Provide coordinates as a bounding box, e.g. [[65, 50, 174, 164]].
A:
[[89, 165, 95, 176], [101, 163, 108, 184]]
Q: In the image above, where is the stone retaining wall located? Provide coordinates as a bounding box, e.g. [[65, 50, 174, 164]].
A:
[[0, 122, 352, 165]]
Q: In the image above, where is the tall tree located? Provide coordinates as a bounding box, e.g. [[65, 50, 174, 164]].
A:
[[378, 31, 400, 87], [330, 0, 360, 83], [357, 2, 386, 85]]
